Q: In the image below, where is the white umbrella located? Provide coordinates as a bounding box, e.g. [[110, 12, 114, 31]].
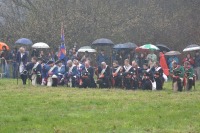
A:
[[183, 44, 200, 52], [32, 42, 50, 49], [165, 51, 181, 56], [78, 46, 96, 53]]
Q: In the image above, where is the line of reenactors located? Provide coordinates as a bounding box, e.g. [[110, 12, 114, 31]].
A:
[[20, 56, 195, 91]]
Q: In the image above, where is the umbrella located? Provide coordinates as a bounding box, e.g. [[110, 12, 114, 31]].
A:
[[0, 42, 9, 51], [183, 44, 200, 52], [139, 44, 159, 50], [113, 42, 137, 49], [135, 47, 149, 53], [32, 42, 50, 49], [15, 38, 33, 45], [92, 38, 114, 46], [78, 46, 97, 53], [165, 51, 181, 56], [156, 44, 170, 52]]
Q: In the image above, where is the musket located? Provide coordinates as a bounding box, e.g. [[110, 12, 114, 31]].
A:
[[193, 76, 196, 90], [17, 63, 19, 85]]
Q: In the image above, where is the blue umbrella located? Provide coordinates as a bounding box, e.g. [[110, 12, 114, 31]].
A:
[[113, 42, 137, 49], [15, 38, 33, 45], [92, 38, 114, 46]]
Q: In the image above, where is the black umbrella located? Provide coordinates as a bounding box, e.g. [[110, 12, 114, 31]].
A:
[[92, 38, 114, 46], [113, 42, 138, 49], [156, 44, 170, 52]]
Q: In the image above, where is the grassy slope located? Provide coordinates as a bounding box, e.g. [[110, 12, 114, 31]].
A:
[[0, 79, 200, 133]]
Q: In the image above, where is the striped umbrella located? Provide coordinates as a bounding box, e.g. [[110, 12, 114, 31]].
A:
[[139, 44, 159, 50]]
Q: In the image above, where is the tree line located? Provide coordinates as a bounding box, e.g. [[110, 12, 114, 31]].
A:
[[0, 0, 200, 50]]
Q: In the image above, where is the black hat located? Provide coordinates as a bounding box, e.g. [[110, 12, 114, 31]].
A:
[[47, 60, 54, 64]]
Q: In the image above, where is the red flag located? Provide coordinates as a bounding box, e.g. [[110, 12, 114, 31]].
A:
[[159, 52, 169, 76]]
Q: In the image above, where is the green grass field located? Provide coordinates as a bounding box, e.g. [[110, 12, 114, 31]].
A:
[[0, 79, 200, 133]]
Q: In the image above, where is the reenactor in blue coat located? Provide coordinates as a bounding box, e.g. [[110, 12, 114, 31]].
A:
[[41, 60, 50, 85], [26, 57, 42, 86], [46, 60, 58, 87], [56, 60, 66, 85], [65, 60, 78, 87]]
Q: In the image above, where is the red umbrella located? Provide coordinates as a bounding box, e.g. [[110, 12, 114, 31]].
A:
[[135, 47, 149, 53], [0, 42, 9, 51]]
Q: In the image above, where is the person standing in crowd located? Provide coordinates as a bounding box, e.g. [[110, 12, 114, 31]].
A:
[[115, 51, 121, 65], [54, 52, 58, 62], [47, 52, 55, 61], [81, 51, 91, 62], [182, 53, 194, 66], [71, 51, 78, 61], [138, 53, 146, 68], [39, 51, 44, 59], [16, 47, 28, 85], [128, 49, 135, 63], [31, 49, 39, 57], [146, 50, 157, 69], [168, 55, 179, 70], [112, 51, 117, 61], [194, 51, 200, 80], [0, 46, 10, 78], [10, 48, 18, 78], [96, 50, 108, 66]]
